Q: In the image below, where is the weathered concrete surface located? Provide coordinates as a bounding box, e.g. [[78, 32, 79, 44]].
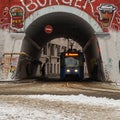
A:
[[0, 80, 120, 99]]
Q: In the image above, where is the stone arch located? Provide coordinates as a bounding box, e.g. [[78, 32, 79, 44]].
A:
[[16, 5, 105, 81], [24, 6, 102, 32]]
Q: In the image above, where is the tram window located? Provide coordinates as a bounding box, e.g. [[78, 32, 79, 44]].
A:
[[65, 57, 79, 67]]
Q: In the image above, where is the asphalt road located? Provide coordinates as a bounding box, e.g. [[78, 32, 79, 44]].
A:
[[0, 78, 120, 99]]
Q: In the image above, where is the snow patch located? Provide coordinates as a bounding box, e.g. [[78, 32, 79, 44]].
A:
[[23, 94, 120, 107]]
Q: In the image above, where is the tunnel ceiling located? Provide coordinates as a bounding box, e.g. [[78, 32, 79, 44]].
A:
[[25, 12, 95, 47]]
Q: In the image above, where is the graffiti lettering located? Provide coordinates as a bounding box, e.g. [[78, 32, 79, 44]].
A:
[[20, 0, 95, 12], [0, 7, 10, 29], [37, 0, 48, 7], [111, 23, 120, 31], [20, 0, 38, 12], [74, 0, 82, 8], [0, 7, 9, 23], [0, 0, 119, 31], [83, 0, 95, 13], [116, 17, 120, 24], [62, 0, 72, 5], [117, 11, 120, 16], [116, 11, 120, 24]]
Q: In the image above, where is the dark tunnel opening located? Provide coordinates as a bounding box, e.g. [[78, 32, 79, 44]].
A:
[[18, 12, 104, 81]]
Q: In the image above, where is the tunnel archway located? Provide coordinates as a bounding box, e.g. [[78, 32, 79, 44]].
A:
[[20, 10, 105, 81]]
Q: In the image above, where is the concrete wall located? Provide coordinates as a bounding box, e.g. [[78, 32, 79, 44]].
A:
[[16, 35, 42, 79], [0, 30, 6, 61], [1, 31, 120, 85], [4, 33, 24, 53], [2, 33, 25, 80], [97, 31, 120, 84]]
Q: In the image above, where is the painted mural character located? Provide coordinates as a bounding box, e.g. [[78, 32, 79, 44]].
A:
[[10, 6, 24, 29], [97, 4, 117, 28]]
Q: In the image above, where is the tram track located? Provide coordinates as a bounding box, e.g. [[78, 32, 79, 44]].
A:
[[65, 81, 120, 99], [0, 78, 120, 99], [66, 82, 120, 93]]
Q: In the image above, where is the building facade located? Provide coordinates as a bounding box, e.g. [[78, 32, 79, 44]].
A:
[[37, 38, 84, 77]]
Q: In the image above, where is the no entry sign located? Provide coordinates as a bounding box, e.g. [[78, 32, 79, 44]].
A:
[[44, 25, 53, 34]]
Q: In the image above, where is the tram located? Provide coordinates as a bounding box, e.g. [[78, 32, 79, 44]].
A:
[[60, 49, 85, 80]]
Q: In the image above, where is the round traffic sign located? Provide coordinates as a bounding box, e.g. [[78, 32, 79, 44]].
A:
[[44, 25, 53, 34]]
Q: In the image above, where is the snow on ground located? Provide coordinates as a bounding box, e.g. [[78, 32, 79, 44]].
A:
[[0, 102, 63, 120], [24, 94, 120, 107], [0, 94, 120, 120]]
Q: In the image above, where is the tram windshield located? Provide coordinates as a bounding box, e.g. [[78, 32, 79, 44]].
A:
[[65, 57, 79, 67]]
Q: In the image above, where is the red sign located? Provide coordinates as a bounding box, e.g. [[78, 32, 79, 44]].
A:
[[44, 25, 53, 34]]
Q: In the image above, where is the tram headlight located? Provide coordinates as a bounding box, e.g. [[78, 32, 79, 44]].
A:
[[74, 69, 78, 72], [66, 69, 70, 72]]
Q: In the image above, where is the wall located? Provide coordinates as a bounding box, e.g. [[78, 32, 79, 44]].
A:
[[97, 31, 120, 84], [1, 0, 119, 32], [2, 33, 25, 80]]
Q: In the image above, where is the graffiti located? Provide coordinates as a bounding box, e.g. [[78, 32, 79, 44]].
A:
[[9, 65, 16, 79], [83, 0, 96, 13], [116, 17, 120, 24], [20, 0, 38, 12], [2, 54, 19, 80], [97, 4, 117, 29], [104, 65, 110, 81], [8, 56, 19, 80], [0, 7, 9, 23], [0, 7, 10, 29], [109, 58, 113, 68], [116, 11, 120, 24], [20, 0, 95, 12], [113, 11, 120, 30], [10, 6, 24, 30], [0, 0, 120, 31], [117, 11, 120, 17], [103, 58, 114, 82], [111, 23, 120, 31], [10, 65, 16, 73], [2, 56, 11, 79]]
